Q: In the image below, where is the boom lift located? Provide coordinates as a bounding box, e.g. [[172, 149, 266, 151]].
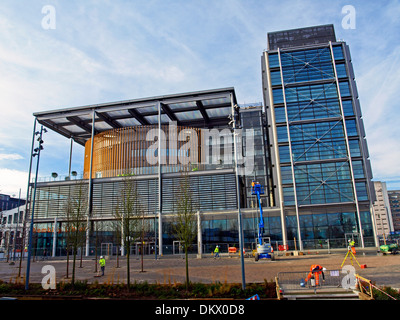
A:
[[251, 181, 274, 261]]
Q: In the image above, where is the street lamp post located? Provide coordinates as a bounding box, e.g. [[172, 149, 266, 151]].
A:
[[230, 94, 246, 291], [25, 126, 46, 290]]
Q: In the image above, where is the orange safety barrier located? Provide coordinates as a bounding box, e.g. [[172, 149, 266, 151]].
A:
[[278, 245, 289, 251], [228, 247, 237, 254]]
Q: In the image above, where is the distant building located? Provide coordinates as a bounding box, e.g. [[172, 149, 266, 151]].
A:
[[0, 206, 26, 255], [388, 190, 400, 233], [0, 194, 25, 212], [372, 181, 394, 237]]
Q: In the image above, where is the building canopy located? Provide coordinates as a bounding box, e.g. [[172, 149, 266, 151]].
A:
[[33, 87, 237, 146]]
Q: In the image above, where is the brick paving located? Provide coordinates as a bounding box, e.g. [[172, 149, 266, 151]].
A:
[[1, 251, 399, 289]]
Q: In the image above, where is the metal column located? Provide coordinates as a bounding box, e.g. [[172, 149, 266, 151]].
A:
[[277, 48, 303, 251], [157, 101, 163, 256], [231, 93, 246, 290], [329, 42, 365, 248], [85, 109, 96, 256], [197, 211, 202, 258], [263, 51, 288, 248], [52, 217, 57, 257]]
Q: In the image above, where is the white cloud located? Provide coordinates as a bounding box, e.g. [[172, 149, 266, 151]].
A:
[[0, 168, 28, 198], [0, 153, 23, 161]]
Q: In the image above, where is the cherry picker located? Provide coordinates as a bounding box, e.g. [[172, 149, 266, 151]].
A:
[[251, 181, 274, 261]]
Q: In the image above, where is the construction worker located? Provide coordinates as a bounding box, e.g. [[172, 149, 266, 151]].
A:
[[214, 245, 220, 259], [99, 256, 106, 276], [348, 239, 356, 254], [305, 264, 326, 286]]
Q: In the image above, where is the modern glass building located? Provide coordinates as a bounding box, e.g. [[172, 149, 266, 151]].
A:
[[388, 190, 400, 233], [261, 25, 377, 249], [24, 25, 378, 258]]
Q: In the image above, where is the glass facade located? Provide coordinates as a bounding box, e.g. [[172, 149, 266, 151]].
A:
[[240, 107, 271, 208], [263, 29, 376, 248], [270, 44, 364, 207]]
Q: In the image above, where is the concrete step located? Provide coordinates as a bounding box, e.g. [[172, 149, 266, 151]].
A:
[[283, 291, 359, 300]]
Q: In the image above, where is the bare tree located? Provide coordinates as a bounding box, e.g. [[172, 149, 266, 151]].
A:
[[172, 173, 197, 290], [64, 184, 88, 286], [113, 177, 143, 291]]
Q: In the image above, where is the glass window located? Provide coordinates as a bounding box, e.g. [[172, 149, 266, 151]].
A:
[[341, 100, 354, 116], [280, 47, 334, 84], [294, 162, 354, 205], [276, 126, 288, 143], [339, 81, 351, 97], [299, 215, 313, 227], [332, 46, 344, 60], [174, 110, 203, 121], [352, 160, 365, 179], [272, 88, 284, 104], [274, 107, 286, 123], [206, 106, 231, 118], [346, 119, 358, 137], [360, 211, 372, 226], [286, 215, 297, 228], [283, 186, 295, 205], [269, 216, 281, 230], [278, 145, 291, 163], [270, 70, 282, 85], [342, 212, 357, 232], [356, 182, 368, 201], [313, 213, 328, 227], [327, 213, 341, 226], [280, 166, 293, 184], [335, 64, 347, 78], [348, 139, 361, 157], [268, 53, 280, 68]]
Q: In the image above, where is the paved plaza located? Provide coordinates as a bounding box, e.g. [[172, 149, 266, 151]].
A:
[[1, 250, 399, 289]]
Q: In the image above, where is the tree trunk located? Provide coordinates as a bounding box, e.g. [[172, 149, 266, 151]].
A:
[[79, 244, 83, 268], [66, 245, 70, 279], [185, 247, 189, 291], [126, 244, 130, 292], [72, 247, 77, 286]]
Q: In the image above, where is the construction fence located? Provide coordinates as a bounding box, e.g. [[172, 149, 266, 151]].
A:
[[276, 269, 355, 293]]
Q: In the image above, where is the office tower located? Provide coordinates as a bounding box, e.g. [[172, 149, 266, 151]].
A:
[[261, 25, 376, 249], [388, 190, 400, 232], [372, 181, 394, 237]]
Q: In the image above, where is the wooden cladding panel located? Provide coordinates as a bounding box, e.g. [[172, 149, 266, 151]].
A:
[[84, 125, 201, 179]]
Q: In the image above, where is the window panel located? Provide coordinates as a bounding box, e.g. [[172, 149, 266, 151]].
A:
[[276, 126, 288, 143], [332, 46, 344, 60], [278, 145, 291, 163], [268, 53, 280, 68], [341, 100, 354, 116], [280, 166, 293, 184], [272, 88, 284, 104], [336, 63, 347, 78], [339, 81, 351, 97]]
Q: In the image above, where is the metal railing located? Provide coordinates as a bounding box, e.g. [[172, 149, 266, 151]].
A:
[[276, 269, 347, 293]]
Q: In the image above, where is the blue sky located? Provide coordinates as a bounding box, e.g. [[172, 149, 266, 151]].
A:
[[0, 0, 399, 197]]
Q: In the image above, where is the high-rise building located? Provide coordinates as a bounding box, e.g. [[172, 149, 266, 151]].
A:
[[388, 190, 400, 233], [261, 25, 377, 249], [372, 181, 394, 237]]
